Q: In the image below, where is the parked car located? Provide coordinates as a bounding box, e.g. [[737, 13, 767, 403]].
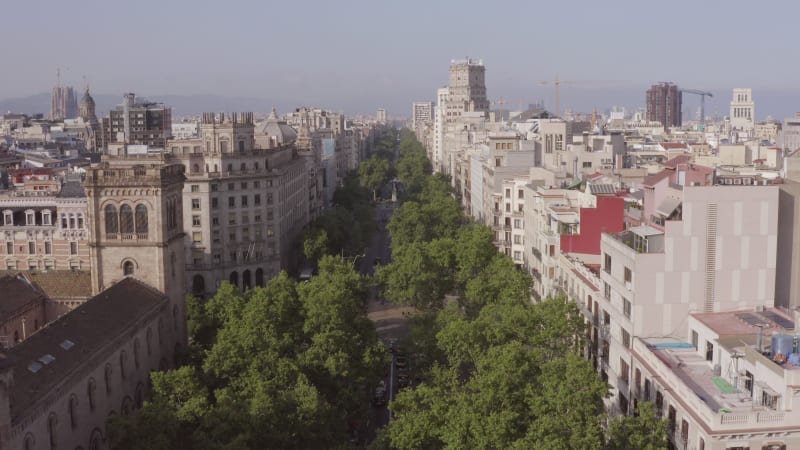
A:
[[372, 381, 387, 406], [395, 354, 408, 368], [398, 374, 411, 389]]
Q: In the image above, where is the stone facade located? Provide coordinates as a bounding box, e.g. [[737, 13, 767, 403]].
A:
[[170, 112, 308, 298]]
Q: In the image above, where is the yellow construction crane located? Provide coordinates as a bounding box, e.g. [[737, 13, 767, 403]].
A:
[[538, 77, 626, 117]]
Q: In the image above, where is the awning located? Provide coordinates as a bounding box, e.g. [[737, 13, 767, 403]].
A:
[[656, 196, 681, 217]]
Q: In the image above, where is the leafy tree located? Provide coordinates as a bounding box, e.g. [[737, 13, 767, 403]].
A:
[[606, 401, 668, 450], [359, 155, 391, 200], [378, 239, 455, 311]]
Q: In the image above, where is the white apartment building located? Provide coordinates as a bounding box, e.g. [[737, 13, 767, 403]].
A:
[[596, 184, 778, 420], [432, 88, 448, 171], [730, 88, 755, 132], [631, 309, 800, 450]]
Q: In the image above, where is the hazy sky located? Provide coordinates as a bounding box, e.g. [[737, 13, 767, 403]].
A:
[[3, 0, 800, 118]]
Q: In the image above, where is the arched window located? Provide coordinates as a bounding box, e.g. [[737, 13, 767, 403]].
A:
[[255, 268, 264, 287], [192, 275, 205, 296], [134, 382, 145, 409], [121, 396, 132, 416], [229, 271, 239, 287], [105, 204, 118, 235], [47, 412, 58, 449], [87, 378, 96, 411], [119, 351, 127, 380], [89, 429, 102, 450], [69, 394, 78, 430], [192, 163, 199, 173], [135, 204, 148, 235], [104, 363, 112, 394], [123, 261, 134, 276], [243, 270, 251, 289], [23, 433, 35, 450], [146, 328, 153, 356], [133, 339, 140, 369], [120, 205, 134, 234]]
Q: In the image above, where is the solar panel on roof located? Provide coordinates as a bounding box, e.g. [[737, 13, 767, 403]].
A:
[[589, 184, 616, 195], [758, 311, 795, 330], [38, 354, 55, 365], [28, 362, 42, 373], [735, 313, 769, 327]]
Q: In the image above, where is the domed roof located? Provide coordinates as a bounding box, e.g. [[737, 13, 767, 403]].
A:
[[80, 87, 95, 108], [258, 107, 297, 145]]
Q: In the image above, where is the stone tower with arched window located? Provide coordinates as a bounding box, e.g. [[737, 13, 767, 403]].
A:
[[83, 153, 187, 340]]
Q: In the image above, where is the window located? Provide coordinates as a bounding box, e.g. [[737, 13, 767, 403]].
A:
[[622, 328, 631, 348], [211, 198, 218, 209], [604, 282, 611, 300], [706, 341, 714, 361], [120, 351, 127, 380], [241, 182, 248, 189], [254, 214, 261, 223], [211, 184, 218, 192], [105, 204, 119, 235], [513, 251, 521, 260], [105, 363, 113, 394], [69, 394, 78, 429], [691, 330, 698, 349], [123, 261, 134, 276], [762, 390, 780, 410], [192, 232, 202, 243], [192, 198, 201, 210], [28, 241, 35, 254], [267, 193, 273, 205], [77, 215, 84, 229], [254, 180, 260, 188], [514, 235, 522, 244], [620, 358, 629, 384], [192, 215, 201, 227], [135, 205, 148, 235], [254, 194, 261, 205], [623, 298, 631, 319], [241, 195, 248, 207], [514, 219, 522, 229], [239, 140, 245, 152], [604, 253, 611, 274], [120, 205, 134, 233], [495, 157, 501, 167], [70, 241, 78, 255], [26, 211, 34, 225], [5, 242, 12, 255], [228, 182, 234, 191], [43, 212, 51, 225], [228, 197, 235, 208], [212, 216, 219, 226], [228, 213, 236, 225], [191, 184, 199, 192], [48, 412, 58, 449], [87, 378, 96, 411], [240, 163, 246, 172], [61, 214, 67, 228]]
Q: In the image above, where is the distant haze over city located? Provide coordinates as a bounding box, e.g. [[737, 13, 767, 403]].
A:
[[2, 0, 800, 118]]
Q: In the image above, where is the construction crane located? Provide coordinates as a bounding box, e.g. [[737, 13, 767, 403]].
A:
[[539, 77, 625, 118], [681, 89, 713, 122]]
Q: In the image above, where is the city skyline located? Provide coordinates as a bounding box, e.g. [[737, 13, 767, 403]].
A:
[[3, 0, 800, 118]]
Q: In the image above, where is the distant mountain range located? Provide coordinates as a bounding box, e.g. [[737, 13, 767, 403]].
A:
[[0, 93, 297, 118]]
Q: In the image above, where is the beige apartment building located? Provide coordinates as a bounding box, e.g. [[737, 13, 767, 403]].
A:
[[169, 111, 308, 298], [1, 174, 90, 273]]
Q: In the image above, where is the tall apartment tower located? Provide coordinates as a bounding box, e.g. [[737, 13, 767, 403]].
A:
[[432, 87, 448, 171], [646, 82, 682, 129], [83, 154, 187, 337], [446, 58, 489, 123], [730, 88, 755, 131], [376, 109, 387, 124], [109, 93, 172, 147], [412, 101, 433, 131], [50, 85, 78, 121]]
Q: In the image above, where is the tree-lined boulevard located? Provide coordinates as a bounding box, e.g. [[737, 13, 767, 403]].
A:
[[106, 129, 668, 450]]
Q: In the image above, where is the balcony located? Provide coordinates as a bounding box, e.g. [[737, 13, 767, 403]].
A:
[[610, 226, 664, 254]]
